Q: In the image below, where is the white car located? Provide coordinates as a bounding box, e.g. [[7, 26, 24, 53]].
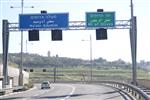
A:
[[41, 81, 50, 89]]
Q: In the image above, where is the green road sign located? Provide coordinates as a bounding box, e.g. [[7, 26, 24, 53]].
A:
[[86, 12, 115, 28]]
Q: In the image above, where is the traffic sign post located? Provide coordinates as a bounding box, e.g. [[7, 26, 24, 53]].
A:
[[86, 12, 115, 28], [2, 20, 9, 88], [19, 13, 69, 30]]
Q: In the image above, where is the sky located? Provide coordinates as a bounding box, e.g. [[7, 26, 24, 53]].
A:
[[0, 0, 150, 62]]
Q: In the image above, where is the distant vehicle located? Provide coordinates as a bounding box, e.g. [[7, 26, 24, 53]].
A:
[[41, 81, 50, 89]]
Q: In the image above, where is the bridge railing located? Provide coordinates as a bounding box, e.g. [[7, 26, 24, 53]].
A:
[[95, 81, 149, 100]]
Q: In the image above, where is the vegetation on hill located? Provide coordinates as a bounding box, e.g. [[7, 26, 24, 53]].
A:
[[0, 53, 131, 69], [0, 53, 149, 83], [0, 53, 150, 71]]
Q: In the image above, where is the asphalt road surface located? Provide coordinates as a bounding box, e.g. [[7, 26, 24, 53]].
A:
[[0, 83, 134, 100]]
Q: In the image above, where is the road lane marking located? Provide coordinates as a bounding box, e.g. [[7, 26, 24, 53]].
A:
[[22, 86, 55, 100], [33, 90, 50, 96], [61, 85, 76, 100], [20, 90, 50, 100]]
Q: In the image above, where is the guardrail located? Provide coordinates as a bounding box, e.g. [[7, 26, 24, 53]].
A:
[[12, 86, 25, 92], [96, 81, 150, 100], [0, 86, 24, 96], [0, 89, 5, 95]]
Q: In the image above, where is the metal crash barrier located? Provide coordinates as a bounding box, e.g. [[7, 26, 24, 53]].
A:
[[97, 81, 150, 100], [0, 86, 24, 96]]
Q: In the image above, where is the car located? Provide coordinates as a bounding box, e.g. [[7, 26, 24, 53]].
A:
[[41, 81, 50, 89]]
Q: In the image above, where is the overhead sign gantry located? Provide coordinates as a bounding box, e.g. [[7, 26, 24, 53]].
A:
[[2, 10, 137, 88]]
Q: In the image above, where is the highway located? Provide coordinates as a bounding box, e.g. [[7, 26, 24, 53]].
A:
[[0, 83, 134, 100]]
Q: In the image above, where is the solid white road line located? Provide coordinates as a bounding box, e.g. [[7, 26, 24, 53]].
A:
[[61, 85, 76, 100]]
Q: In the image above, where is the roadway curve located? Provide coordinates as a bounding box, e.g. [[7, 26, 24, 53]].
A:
[[0, 83, 134, 100]]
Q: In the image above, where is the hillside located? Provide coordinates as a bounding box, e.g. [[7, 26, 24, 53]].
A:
[[0, 53, 149, 83], [0, 53, 131, 69], [0, 53, 150, 71]]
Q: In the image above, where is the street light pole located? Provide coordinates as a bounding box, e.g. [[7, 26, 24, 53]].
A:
[[26, 40, 27, 53], [18, 0, 24, 86], [25, 39, 33, 53], [10, 0, 34, 86], [90, 35, 93, 81], [82, 35, 93, 81]]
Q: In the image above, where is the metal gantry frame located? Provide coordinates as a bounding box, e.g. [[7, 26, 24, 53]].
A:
[[3, 18, 137, 88], [8, 20, 130, 32]]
